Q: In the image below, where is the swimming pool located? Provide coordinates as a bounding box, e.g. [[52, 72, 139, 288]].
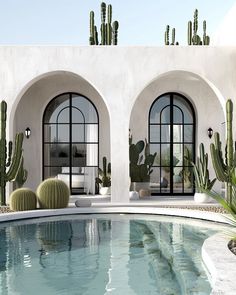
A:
[[0, 214, 228, 295]]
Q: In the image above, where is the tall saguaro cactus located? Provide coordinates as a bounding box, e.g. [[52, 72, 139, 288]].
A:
[[210, 99, 235, 204], [89, 2, 119, 45], [0, 101, 24, 205]]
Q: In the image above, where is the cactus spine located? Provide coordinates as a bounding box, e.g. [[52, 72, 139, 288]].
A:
[[0, 101, 24, 205], [89, 2, 119, 45], [192, 143, 216, 193], [210, 100, 234, 204]]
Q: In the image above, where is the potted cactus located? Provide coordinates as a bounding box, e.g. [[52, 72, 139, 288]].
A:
[[129, 135, 157, 195], [192, 143, 216, 203], [96, 156, 111, 195]]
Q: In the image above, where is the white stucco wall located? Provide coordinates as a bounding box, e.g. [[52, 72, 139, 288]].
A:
[[0, 46, 235, 202]]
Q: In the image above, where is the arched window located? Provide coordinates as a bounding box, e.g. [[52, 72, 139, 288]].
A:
[[43, 93, 99, 194], [149, 93, 195, 195]]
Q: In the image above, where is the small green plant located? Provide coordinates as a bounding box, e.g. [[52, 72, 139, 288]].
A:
[[37, 178, 70, 209], [89, 2, 119, 45], [129, 135, 156, 182], [10, 188, 37, 211], [96, 156, 111, 187], [192, 143, 216, 193]]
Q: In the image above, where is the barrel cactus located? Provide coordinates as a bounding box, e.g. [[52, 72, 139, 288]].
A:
[[10, 188, 37, 211], [37, 178, 70, 209]]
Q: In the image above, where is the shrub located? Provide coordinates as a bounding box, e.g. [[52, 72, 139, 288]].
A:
[[10, 188, 37, 211], [37, 178, 70, 209]]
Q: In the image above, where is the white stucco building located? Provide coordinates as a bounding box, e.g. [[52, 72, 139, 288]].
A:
[[2, 45, 235, 203]]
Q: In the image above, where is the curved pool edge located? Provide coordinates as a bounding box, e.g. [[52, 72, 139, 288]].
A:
[[202, 233, 236, 295], [0, 206, 230, 223], [0, 206, 235, 294]]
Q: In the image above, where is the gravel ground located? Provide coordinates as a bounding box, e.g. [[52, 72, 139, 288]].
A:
[[0, 205, 227, 214]]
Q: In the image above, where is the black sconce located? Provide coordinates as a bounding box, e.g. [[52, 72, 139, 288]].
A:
[[25, 127, 31, 139], [207, 127, 213, 139]]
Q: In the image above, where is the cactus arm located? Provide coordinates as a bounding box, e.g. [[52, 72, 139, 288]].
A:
[[6, 133, 23, 181], [107, 4, 112, 45], [112, 21, 119, 45], [6, 141, 12, 166], [210, 143, 227, 182], [188, 21, 192, 45], [165, 25, 170, 45], [100, 2, 106, 45], [15, 157, 28, 188], [171, 28, 175, 45], [89, 11, 95, 45]]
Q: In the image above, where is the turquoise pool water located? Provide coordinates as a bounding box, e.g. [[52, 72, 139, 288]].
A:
[[0, 214, 227, 295]]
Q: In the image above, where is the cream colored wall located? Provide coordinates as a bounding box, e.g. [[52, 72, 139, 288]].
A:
[[14, 72, 110, 191]]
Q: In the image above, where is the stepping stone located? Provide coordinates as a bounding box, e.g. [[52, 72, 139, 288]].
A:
[[75, 199, 92, 207]]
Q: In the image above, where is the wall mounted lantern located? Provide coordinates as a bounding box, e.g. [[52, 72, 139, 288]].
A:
[[207, 127, 213, 139], [25, 127, 31, 139]]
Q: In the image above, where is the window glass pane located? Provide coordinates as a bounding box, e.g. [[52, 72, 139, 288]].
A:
[[150, 95, 170, 123], [183, 144, 194, 164], [44, 167, 61, 179], [160, 106, 170, 123], [173, 144, 182, 167], [44, 94, 69, 123], [44, 124, 70, 142], [150, 144, 160, 165], [72, 144, 86, 167], [173, 106, 183, 124], [150, 125, 160, 143], [72, 95, 98, 123], [72, 124, 98, 143], [173, 125, 183, 143], [184, 125, 193, 142], [44, 144, 70, 166], [161, 125, 170, 142], [173, 95, 193, 123], [149, 167, 170, 194]]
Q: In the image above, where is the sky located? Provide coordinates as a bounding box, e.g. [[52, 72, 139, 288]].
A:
[[0, 0, 235, 45]]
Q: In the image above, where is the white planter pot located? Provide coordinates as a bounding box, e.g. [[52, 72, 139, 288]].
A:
[[194, 192, 212, 203], [99, 187, 111, 195], [129, 191, 139, 200]]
